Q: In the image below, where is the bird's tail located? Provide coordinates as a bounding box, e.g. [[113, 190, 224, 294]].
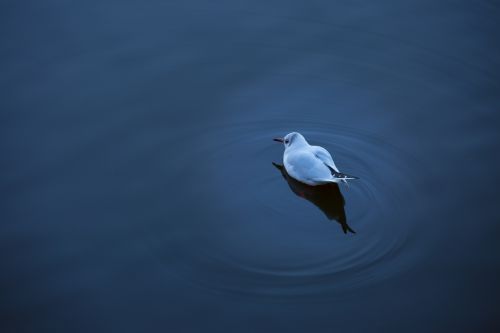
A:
[[333, 172, 359, 188], [333, 171, 359, 181]]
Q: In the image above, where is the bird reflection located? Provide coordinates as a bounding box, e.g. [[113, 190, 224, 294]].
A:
[[272, 162, 355, 234]]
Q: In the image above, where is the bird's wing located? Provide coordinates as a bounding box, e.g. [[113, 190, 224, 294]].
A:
[[311, 146, 340, 173], [285, 149, 333, 184]]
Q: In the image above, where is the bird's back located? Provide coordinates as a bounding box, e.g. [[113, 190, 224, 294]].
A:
[[284, 147, 334, 185]]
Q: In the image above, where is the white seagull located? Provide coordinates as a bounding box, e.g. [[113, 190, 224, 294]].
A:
[[274, 132, 358, 186]]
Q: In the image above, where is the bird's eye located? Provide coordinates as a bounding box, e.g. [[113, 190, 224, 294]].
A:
[[285, 140, 289, 144]]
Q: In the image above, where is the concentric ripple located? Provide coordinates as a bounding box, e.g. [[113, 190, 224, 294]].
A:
[[149, 120, 422, 299]]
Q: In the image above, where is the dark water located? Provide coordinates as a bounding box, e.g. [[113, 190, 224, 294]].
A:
[[2, 1, 500, 332]]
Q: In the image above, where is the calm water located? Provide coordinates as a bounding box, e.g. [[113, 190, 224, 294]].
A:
[[2, 1, 500, 332]]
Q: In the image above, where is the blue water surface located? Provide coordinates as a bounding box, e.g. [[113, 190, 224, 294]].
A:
[[1, 1, 499, 332]]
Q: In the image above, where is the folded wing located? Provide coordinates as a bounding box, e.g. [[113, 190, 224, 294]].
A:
[[311, 146, 340, 173]]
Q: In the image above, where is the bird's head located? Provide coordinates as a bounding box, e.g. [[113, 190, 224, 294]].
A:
[[273, 132, 308, 149]]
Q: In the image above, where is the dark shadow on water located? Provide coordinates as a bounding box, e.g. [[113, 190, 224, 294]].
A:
[[272, 162, 355, 234]]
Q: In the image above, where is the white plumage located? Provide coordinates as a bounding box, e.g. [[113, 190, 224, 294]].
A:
[[274, 132, 358, 186]]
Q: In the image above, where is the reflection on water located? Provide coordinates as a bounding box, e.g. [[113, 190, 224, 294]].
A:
[[2, 0, 499, 332], [272, 162, 355, 234], [147, 121, 419, 300]]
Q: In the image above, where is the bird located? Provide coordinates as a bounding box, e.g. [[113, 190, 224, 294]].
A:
[[273, 132, 358, 186]]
